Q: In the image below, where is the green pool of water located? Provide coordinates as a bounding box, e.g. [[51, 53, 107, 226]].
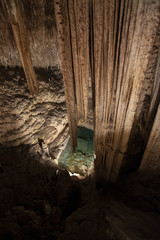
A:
[[58, 126, 94, 175]]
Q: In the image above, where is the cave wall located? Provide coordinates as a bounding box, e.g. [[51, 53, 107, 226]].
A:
[[0, 66, 68, 156]]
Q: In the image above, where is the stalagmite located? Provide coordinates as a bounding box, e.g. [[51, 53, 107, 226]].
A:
[[5, 0, 38, 95]]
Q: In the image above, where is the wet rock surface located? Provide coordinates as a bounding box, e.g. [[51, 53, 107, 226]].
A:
[[0, 146, 160, 240], [58, 127, 94, 176]]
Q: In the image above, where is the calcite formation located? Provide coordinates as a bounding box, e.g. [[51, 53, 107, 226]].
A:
[[54, 0, 90, 152], [54, 0, 160, 183], [4, 0, 38, 95]]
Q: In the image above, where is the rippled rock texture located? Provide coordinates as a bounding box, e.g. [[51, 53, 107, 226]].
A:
[[0, 66, 68, 158]]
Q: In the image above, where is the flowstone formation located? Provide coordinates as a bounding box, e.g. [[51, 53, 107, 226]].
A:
[[58, 127, 94, 176], [55, 0, 160, 183]]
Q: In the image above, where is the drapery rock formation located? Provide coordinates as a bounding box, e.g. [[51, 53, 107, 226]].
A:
[[55, 0, 160, 184], [54, 0, 90, 152]]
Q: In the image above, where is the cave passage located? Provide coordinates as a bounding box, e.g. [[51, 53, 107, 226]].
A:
[[58, 126, 94, 176]]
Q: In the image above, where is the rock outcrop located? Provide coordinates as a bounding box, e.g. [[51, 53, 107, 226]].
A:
[[0, 66, 68, 158]]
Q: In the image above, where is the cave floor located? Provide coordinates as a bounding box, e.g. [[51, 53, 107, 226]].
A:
[[0, 146, 160, 240]]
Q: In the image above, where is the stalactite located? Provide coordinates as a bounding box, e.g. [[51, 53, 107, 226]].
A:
[[54, 0, 90, 151], [4, 0, 38, 95], [68, 0, 90, 122], [93, 0, 160, 183], [0, 0, 59, 68], [54, 0, 77, 152]]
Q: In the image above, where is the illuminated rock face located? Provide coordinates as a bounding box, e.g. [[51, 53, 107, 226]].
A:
[[0, 66, 68, 155]]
